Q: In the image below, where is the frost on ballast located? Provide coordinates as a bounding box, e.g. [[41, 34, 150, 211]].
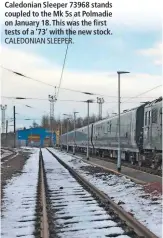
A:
[[42, 149, 128, 238], [50, 148, 162, 238]]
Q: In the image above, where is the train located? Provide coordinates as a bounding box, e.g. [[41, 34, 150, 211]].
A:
[[61, 97, 162, 170]]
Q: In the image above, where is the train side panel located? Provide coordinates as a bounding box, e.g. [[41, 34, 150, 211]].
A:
[[61, 126, 89, 147], [92, 109, 139, 152], [75, 126, 89, 147], [143, 99, 162, 152], [60, 97, 162, 169]]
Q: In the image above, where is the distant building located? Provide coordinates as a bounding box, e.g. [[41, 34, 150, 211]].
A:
[[17, 127, 56, 147]]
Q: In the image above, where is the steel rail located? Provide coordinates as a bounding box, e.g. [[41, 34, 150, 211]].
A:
[[1, 152, 18, 163], [47, 148, 158, 238], [40, 150, 49, 238]]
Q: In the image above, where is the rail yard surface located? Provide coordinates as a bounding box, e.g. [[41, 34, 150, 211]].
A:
[[76, 154, 162, 184], [41, 149, 134, 237], [1, 148, 39, 238], [49, 149, 162, 238], [1, 148, 17, 164], [1, 147, 36, 201], [1, 1, 162, 237], [1, 147, 162, 238]]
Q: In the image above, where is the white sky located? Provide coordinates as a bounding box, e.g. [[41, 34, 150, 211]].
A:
[[0, 44, 162, 130]]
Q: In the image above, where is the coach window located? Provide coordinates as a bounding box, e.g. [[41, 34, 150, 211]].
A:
[[145, 111, 148, 125], [104, 124, 107, 134], [97, 127, 100, 136], [160, 109, 162, 125], [148, 111, 151, 125], [152, 109, 158, 123], [107, 123, 110, 132]]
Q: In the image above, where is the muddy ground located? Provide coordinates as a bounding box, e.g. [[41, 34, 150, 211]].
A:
[[1, 150, 33, 204]]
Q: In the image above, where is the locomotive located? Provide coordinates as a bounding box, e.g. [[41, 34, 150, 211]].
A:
[[61, 97, 162, 170]]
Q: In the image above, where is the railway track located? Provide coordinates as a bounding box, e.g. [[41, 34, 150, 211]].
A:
[[64, 150, 162, 177], [37, 148, 158, 238], [100, 156, 162, 177], [1, 148, 17, 163]]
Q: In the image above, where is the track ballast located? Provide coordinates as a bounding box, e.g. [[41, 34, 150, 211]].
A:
[[37, 148, 158, 238]]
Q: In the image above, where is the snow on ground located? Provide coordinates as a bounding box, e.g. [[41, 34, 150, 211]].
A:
[[1, 152, 20, 165], [1, 149, 13, 159], [42, 148, 131, 238], [1, 148, 39, 238], [20, 146, 37, 150], [1, 147, 37, 164], [19, 146, 39, 153], [49, 148, 162, 238]]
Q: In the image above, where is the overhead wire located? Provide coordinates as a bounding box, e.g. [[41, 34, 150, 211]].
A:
[[2, 95, 162, 105], [1, 96, 93, 102], [1, 93, 160, 102], [55, 38, 70, 99], [122, 84, 162, 103], [4, 100, 49, 125], [100, 84, 162, 116], [1, 65, 86, 95], [2, 96, 48, 101], [0, 65, 55, 88], [55, 15, 75, 100], [1, 65, 161, 100], [11, 100, 49, 114]]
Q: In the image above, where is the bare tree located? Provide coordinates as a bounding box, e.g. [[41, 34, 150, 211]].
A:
[[41, 115, 50, 129], [40, 113, 99, 134], [32, 120, 39, 128]]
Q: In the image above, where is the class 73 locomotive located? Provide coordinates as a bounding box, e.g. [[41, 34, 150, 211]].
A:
[[61, 97, 162, 170]]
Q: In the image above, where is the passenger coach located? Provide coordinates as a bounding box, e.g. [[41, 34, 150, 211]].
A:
[[61, 97, 162, 169]]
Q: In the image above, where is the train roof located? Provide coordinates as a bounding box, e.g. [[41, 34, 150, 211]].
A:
[[144, 96, 162, 107], [93, 105, 142, 126], [61, 97, 162, 136], [93, 97, 162, 126], [61, 105, 141, 136]]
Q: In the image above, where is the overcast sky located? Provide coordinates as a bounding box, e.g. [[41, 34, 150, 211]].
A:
[[0, 0, 162, 131]]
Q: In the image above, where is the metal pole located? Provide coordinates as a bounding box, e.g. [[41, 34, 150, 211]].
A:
[[13, 106, 16, 148], [99, 103, 101, 120], [87, 101, 90, 160], [73, 112, 76, 155], [101, 98, 104, 120], [97, 98, 104, 120], [49, 100, 52, 146], [49, 94, 56, 147], [50, 103, 53, 147], [66, 119, 69, 153], [6, 120, 8, 146], [31, 128, 32, 147], [1, 105, 7, 133], [117, 73, 121, 171], [100, 103, 102, 120], [60, 122, 62, 150]]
